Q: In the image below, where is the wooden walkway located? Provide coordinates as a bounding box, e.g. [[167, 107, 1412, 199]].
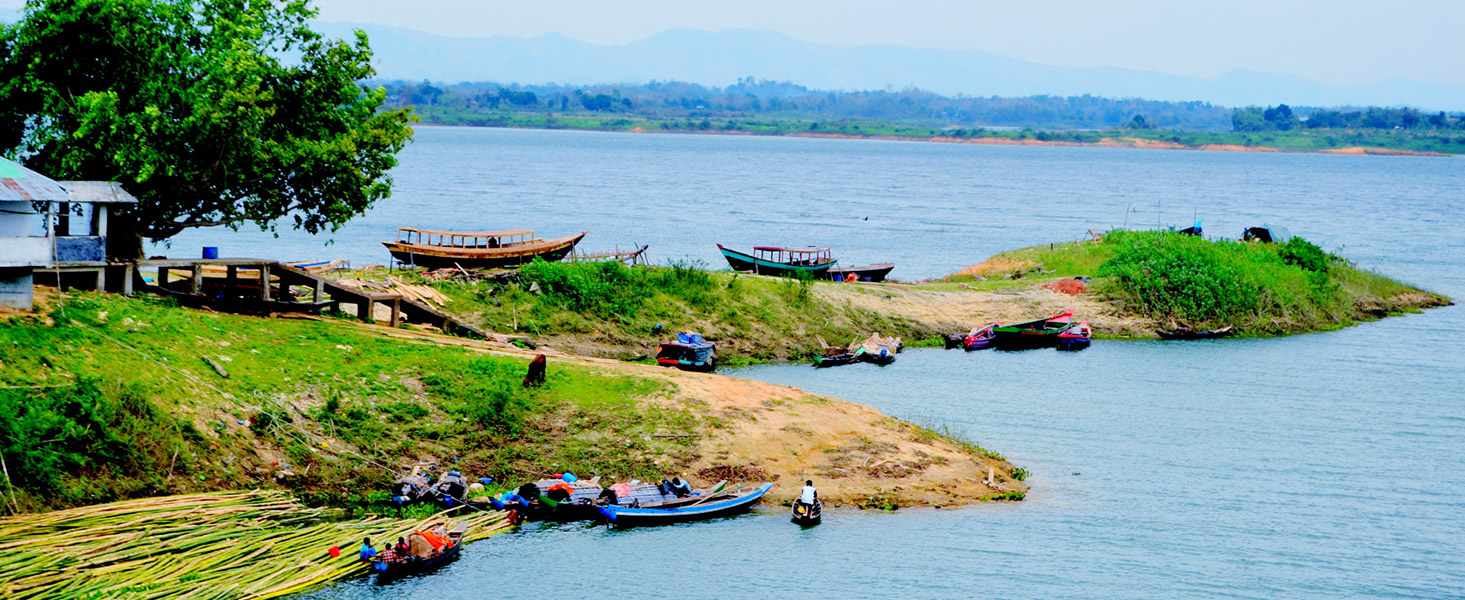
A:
[[133, 258, 493, 339]]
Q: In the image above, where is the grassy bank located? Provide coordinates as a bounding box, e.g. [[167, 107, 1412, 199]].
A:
[[414, 108, 1465, 155], [417, 260, 936, 362], [0, 291, 707, 512], [949, 230, 1450, 335]]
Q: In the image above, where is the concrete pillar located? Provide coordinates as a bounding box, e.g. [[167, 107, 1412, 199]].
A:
[[258, 264, 271, 301], [0, 268, 34, 310]]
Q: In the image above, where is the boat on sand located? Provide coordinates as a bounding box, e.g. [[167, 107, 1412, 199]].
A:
[[383, 227, 585, 269]]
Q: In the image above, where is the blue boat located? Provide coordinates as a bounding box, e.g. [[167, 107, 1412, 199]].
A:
[[656, 332, 716, 372], [597, 483, 773, 527]]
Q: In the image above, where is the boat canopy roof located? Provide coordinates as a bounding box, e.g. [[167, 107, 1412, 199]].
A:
[[398, 227, 534, 238], [752, 246, 829, 254]]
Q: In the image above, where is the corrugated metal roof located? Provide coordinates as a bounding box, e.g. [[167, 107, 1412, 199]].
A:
[[0, 157, 71, 203], [57, 181, 139, 204]]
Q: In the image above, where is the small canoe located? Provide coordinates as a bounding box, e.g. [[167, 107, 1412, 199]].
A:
[[373, 521, 466, 581], [1057, 320, 1092, 351], [384, 228, 586, 269], [597, 483, 773, 528], [814, 353, 858, 368], [717, 245, 835, 278], [791, 499, 822, 526], [857, 346, 895, 366], [963, 322, 1000, 351], [1156, 325, 1234, 340], [829, 263, 895, 283], [993, 309, 1074, 349]]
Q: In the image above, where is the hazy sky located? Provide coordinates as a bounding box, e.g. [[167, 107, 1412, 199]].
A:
[[5, 0, 1463, 85]]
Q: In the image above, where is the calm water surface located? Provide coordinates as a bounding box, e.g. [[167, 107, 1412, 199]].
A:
[[285, 129, 1464, 599]]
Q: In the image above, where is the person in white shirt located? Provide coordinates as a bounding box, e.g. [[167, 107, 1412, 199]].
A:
[[798, 480, 818, 506]]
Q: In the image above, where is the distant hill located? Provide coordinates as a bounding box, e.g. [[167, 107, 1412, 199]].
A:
[[317, 23, 1465, 110]]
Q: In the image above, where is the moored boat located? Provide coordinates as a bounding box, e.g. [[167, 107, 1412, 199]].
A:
[[829, 262, 895, 282], [383, 227, 586, 269], [1156, 325, 1234, 340], [992, 309, 1074, 349], [597, 483, 773, 527], [372, 521, 466, 581], [814, 352, 859, 367], [656, 333, 716, 372], [963, 322, 1000, 350], [1057, 320, 1092, 351], [718, 244, 835, 277]]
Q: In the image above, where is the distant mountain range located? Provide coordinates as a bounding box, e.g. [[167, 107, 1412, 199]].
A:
[[2, 7, 1459, 110]]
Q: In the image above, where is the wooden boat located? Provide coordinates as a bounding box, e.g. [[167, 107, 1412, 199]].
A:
[[963, 323, 1000, 350], [1156, 325, 1234, 340], [717, 244, 836, 277], [568, 244, 648, 266], [858, 346, 895, 365], [992, 309, 1074, 349], [1057, 320, 1092, 351], [656, 333, 716, 372], [829, 263, 895, 283], [791, 498, 822, 526], [372, 521, 466, 581], [383, 227, 586, 269], [597, 483, 773, 527], [813, 352, 858, 368]]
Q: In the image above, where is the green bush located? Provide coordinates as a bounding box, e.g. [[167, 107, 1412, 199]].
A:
[[423, 356, 532, 435], [1277, 237, 1332, 272]]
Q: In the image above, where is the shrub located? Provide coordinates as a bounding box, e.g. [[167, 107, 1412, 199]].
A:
[[1277, 237, 1331, 273], [423, 357, 532, 435]]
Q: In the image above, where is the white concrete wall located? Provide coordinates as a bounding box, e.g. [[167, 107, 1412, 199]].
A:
[[0, 236, 52, 267], [0, 202, 35, 237], [0, 268, 33, 310]]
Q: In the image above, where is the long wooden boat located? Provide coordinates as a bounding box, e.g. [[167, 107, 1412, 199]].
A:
[[813, 352, 858, 368], [829, 263, 895, 282], [372, 521, 466, 581], [963, 322, 1000, 350], [717, 244, 835, 277], [1057, 320, 1092, 351], [1156, 325, 1234, 340], [992, 309, 1074, 349], [597, 483, 772, 528], [384, 227, 586, 269]]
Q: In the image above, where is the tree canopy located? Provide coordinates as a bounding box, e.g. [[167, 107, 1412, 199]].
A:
[[0, 0, 414, 253]]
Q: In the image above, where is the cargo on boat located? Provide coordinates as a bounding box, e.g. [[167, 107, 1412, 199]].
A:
[[383, 227, 586, 269], [597, 483, 772, 528]]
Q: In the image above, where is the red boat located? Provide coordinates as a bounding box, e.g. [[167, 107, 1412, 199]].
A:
[[1057, 320, 1092, 351]]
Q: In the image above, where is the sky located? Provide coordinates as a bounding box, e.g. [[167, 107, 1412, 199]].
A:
[[3, 0, 1463, 86]]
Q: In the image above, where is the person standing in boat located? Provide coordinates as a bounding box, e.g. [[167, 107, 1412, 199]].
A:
[[798, 480, 818, 507]]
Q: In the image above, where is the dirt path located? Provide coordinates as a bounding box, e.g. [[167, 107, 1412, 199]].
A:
[[815, 283, 1160, 338], [345, 322, 1027, 507]]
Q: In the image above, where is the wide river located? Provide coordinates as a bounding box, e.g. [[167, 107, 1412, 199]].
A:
[[266, 128, 1464, 600]]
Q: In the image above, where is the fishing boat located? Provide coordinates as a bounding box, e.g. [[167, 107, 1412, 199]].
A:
[[372, 521, 466, 581], [791, 498, 822, 526], [597, 483, 773, 528], [1057, 320, 1092, 351], [813, 352, 859, 368], [963, 323, 1000, 351], [858, 346, 895, 365], [1156, 325, 1234, 340], [656, 333, 716, 372], [383, 227, 586, 269], [829, 263, 895, 283], [717, 245, 836, 277], [992, 309, 1074, 349]]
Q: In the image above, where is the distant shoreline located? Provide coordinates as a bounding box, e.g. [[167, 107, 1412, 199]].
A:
[[418, 121, 1453, 157]]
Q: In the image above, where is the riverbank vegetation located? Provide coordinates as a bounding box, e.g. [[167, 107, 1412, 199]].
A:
[[421, 259, 935, 361], [383, 79, 1465, 155], [953, 231, 1450, 334]]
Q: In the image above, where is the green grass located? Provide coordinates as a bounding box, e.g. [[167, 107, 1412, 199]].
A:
[[418, 259, 935, 361], [0, 291, 701, 512], [977, 230, 1448, 333]]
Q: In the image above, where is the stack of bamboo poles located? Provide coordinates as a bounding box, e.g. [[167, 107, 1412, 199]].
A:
[[0, 490, 511, 599]]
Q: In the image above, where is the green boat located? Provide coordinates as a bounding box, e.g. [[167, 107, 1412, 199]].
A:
[[718, 245, 836, 277], [992, 309, 1074, 349]]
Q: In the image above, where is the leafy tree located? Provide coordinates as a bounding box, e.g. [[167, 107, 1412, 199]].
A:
[[0, 0, 413, 256]]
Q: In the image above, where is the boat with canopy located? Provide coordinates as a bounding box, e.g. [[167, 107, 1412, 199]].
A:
[[717, 244, 836, 277], [383, 227, 586, 269]]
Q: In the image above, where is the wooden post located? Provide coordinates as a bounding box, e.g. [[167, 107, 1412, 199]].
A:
[[358, 297, 374, 323], [259, 264, 271, 302], [314, 277, 325, 303], [226, 266, 237, 299], [190, 267, 203, 295], [389, 297, 401, 327]]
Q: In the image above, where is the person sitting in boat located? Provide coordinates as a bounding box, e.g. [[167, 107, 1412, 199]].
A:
[[358, 537, 378, 563], [798, 480, 818, 508], [394, 537, 410, 558], [487, 237, 500, 248], [660, 477, 692, 497]]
